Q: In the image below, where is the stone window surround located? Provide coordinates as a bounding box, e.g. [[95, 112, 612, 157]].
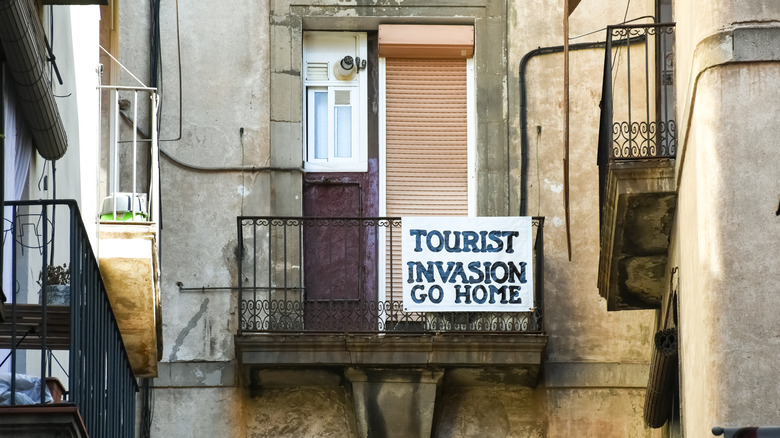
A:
[[268, 0, 508, 217]]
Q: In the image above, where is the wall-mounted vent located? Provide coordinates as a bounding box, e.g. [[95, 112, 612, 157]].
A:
[[334, 90, 351, 105], [306, 62, 329, 81]]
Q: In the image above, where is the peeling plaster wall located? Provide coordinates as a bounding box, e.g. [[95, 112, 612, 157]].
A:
[[509, 0, 657, 362], [547, 388, 654, 437], [435, 386, 546, 438], [111, 0, 673, 434], [244, 387, 357, 438], [114, 0, 273, 367]]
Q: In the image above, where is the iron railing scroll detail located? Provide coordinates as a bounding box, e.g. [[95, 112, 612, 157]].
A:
[[598, 23, 676, 216], [237, 216, 545, 334]]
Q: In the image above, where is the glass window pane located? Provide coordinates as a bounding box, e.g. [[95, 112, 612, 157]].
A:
[[313, 91, 328, 159], [335, 106, 352, 158]]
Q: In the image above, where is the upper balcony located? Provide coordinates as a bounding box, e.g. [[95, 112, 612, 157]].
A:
[[0, 200, 136, 437], [235, 216, 547, 384], [597, 23, 677, 311]]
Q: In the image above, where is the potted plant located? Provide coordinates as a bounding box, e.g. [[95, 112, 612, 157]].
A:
[[38, 263, 70, 305]]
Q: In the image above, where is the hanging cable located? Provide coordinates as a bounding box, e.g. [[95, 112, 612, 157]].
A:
[[622, 0, 632, 23]]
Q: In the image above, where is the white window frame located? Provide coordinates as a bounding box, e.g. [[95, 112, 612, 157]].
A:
[[305, 86, 360, 165], [302, 32, 368, 172]]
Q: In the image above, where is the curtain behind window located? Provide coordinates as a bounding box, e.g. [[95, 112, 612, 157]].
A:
[[2, 66, 33, 373]]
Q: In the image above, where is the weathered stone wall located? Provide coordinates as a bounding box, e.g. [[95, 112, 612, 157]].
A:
[[436, 386, 546, 437], [508, 0, 660, 435], [123, 0, 669, 435], [244, 386, 357, 438], [546, 388, 652, 437]]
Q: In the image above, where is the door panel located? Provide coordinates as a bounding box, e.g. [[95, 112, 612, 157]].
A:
[[302, 161, 379, 329]]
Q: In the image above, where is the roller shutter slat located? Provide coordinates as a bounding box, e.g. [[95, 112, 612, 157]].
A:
[[385, 57, 468, 302]]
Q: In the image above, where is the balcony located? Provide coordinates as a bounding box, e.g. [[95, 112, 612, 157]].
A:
[[0, 200, 136, 437], [96, 85, 161, 377], [235, 216, 547, 381], [597, 23, 677, 311]]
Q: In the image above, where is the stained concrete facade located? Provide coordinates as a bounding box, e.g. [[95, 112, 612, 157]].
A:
[[99, 0, 697, 436], [668, 2, 780, 435], [1, 0, 774, 435]]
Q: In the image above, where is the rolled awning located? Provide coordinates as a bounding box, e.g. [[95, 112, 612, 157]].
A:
[[0, 0, 68, 160], [644, 327, 679, 428]]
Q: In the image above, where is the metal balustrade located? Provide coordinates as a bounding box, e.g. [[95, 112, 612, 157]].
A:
[[1, 200, 136, 437], [237, 216, 545, 334], [599, 23, 676, 161], [598, 22, 676, 215]]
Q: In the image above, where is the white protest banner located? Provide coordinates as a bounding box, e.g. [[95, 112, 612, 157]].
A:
[[401, 216, 534, 312]]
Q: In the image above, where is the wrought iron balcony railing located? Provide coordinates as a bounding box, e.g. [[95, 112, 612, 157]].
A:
[[237, 216, 544, 334], [598, 23, 676, 208], [1, 200, 136, 437]]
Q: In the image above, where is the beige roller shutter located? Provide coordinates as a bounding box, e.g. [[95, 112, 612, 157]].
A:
[[385, 58, 469, 305], [385, 58, 469, 216]]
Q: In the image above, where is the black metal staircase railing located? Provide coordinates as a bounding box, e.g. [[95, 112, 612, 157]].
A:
[[1, 200, 137, 437]]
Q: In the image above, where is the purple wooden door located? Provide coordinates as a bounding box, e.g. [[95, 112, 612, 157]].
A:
[[302, 162, 379, 330]]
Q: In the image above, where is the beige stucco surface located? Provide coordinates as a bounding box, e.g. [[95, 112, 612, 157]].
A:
[[129, 0, 667, 434], [674, 1, 780, 121], [675, 62, 780, 436], [547, 388, 656, 437], [665, 2, 780, 434], [508, 0, 656, 363]]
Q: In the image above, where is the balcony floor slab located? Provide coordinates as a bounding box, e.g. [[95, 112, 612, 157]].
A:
[[236, 332, 547, 383]]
